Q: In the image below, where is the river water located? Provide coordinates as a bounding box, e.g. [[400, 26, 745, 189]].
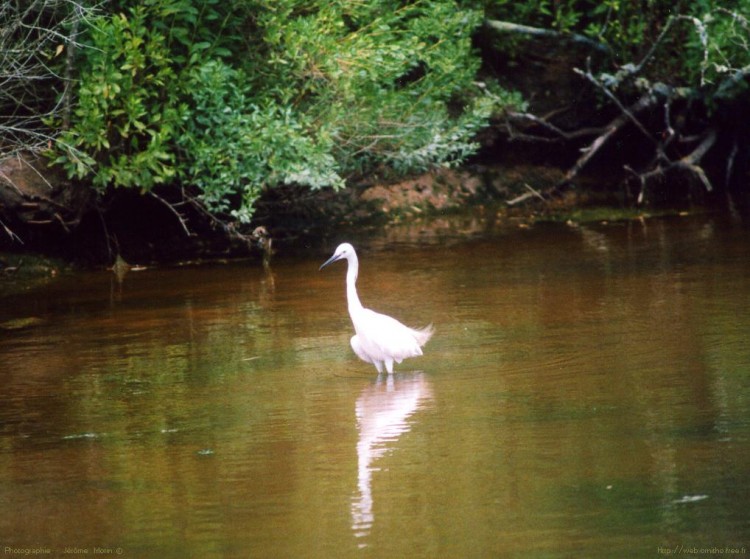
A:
[[1, 213, 748, 558]]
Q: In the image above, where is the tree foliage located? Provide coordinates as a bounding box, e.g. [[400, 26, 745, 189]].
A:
[[4, 0, 749, 243], [480, 0, 750, 95], [54, 6, 183, 188], [481, 0, 750, 205], [52, 0, 515, 223]]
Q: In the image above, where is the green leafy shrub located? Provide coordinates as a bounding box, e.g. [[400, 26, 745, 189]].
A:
[[55, 7, 183, 189], [177, 60, 343, 223], [249, 1, 506, 176], [688, 2, 750, 92], [54, 0, 517, 223]]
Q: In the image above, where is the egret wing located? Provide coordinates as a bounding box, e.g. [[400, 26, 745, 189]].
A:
[[354, 308, 432, 363]]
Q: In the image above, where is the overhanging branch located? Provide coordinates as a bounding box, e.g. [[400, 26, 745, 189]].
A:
[[484, 19, 611, 55]]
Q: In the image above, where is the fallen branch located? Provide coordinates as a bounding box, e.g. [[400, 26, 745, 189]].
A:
[[484, 19, 611, 55], [559, 93, 657, 186], [505, 111, 609, 142], [506, 184, 546, 206], [574, 64, 655, 142], [627, 129, 718, 203], [715, 63, 750, 99], [672, 128, 718, 192], [494, 9, 741, 209]]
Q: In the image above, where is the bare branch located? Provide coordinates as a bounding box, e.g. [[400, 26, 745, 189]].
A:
[[574, 63, 655, 142], [0, 216, 23, 243], [148, 192, 193, 237], [715, 63, 750, 99], [484, 19, 611, 55], [629, 129, 718, 203], [673, 128, 718, 192], [506, 111, 609, 141], [561, 94, 658, 186], [506, 184, 546, 206], [0, 0, 99, 157], [181, 188, 256, 247]]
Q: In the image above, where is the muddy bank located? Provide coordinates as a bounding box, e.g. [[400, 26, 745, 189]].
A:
[[0, 148, 740, 275], [0, 153, 571, 265]]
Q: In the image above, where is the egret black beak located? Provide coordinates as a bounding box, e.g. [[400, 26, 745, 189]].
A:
[[319, 253, 342, 271]]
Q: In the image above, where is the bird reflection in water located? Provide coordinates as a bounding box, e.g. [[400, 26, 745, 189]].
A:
[[351, 372, 433, 544]]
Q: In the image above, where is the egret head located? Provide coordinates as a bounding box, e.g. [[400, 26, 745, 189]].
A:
[[319, 243, 355, 270]]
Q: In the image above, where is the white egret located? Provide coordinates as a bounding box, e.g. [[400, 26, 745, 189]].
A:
[[320, 243, 433, 374]]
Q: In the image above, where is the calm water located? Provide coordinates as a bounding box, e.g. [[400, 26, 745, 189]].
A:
[[1, 214, 749, 558]]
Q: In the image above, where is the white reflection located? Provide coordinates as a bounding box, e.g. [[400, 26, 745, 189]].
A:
[[351, 372, 433, 543]]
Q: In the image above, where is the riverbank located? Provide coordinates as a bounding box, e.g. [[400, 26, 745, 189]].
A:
[[4, 139, 748, 291], [0, 159, 624, 266]]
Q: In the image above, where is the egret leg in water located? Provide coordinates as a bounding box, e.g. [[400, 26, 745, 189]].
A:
[[320, 243, 434, 374]]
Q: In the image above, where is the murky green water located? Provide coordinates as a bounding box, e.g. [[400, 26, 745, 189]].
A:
[[1, 214, 749, 558]]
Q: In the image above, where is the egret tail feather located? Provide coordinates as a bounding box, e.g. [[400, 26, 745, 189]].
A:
[[411, 324, 434, 347]]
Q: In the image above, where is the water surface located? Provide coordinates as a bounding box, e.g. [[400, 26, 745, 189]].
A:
[[1, 214, 749, 557]]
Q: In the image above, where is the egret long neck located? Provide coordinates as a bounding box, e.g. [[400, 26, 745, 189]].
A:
[[346, 254, 364, 314]]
